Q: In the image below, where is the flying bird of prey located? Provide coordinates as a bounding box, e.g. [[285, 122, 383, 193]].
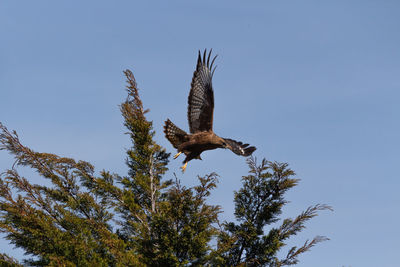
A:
[[164, 49, 256, 172]]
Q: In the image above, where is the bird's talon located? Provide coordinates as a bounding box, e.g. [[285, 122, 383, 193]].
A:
[[181, 162, 188, 172], [173, 152, 182, 159]]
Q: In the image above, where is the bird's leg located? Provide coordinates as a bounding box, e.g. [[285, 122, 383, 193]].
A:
[[180, 162, 188, 172], [173, 152, 182, 159]]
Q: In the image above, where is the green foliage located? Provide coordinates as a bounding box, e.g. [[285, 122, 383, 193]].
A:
[[0, 253, 22, 267], [143, 174, 220, 266], [213, 158, 332, 266], [0, 70, 331, 266]]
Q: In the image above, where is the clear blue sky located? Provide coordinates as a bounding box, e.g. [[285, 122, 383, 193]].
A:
[[1, 1, 399, 266]]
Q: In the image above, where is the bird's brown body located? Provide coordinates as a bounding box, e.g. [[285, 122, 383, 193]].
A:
[[164, 50, 256, 172], [178, 131, 224, 160]]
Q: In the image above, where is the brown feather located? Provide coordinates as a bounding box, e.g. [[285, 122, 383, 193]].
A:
[[164, 49, 256, 171], [163, 119, 188, 149], [187, 49, 217, 133], [223, 138, 257, 156]]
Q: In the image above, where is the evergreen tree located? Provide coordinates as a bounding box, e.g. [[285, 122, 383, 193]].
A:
[[211, 158, 332, 266], [0, 70, 331, 266]]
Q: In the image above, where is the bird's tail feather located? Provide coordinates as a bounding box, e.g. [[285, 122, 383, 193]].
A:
[[223, 138, 256, 156]]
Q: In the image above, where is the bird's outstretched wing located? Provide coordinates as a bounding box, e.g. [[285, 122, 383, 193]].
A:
[[187, 49, 217, 133], [164, 119, 188, 149], [223, 138, 256, 156]]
